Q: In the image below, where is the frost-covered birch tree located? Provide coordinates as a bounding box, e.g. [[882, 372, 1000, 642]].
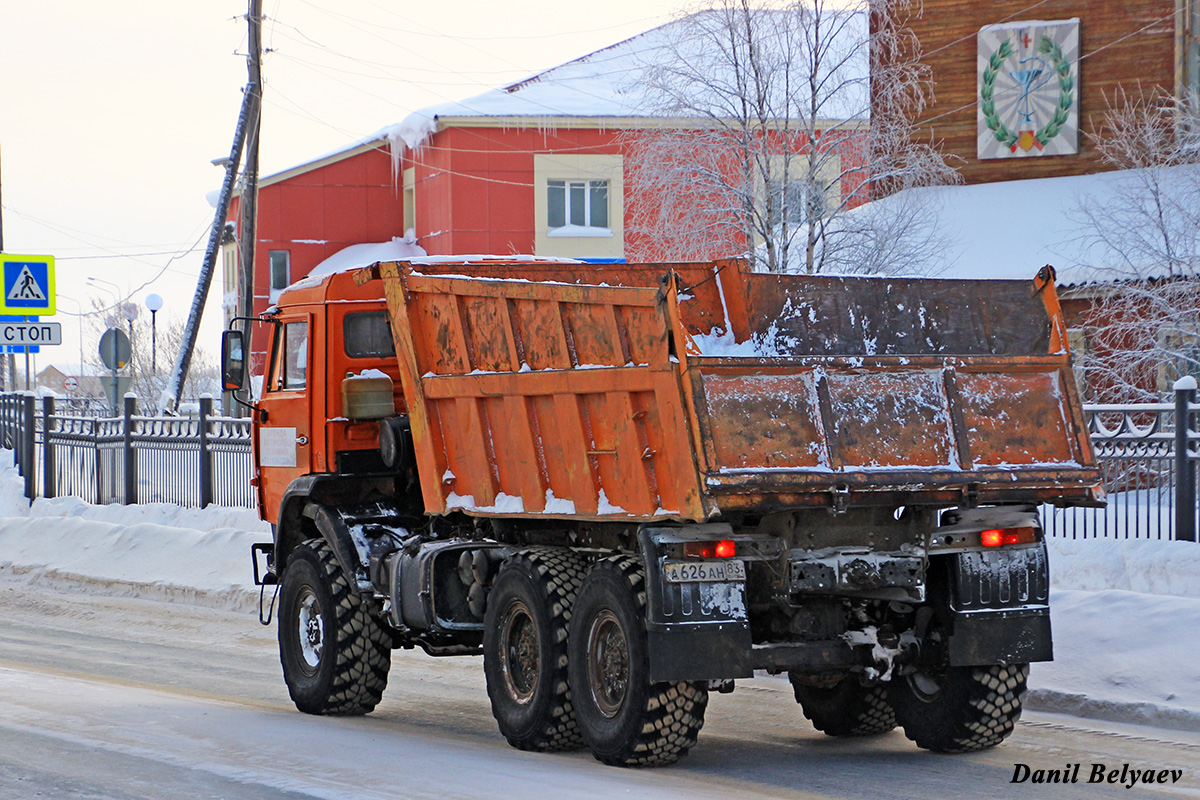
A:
[[625, 0, 957, 274], [1069, 89, 1200, 401]]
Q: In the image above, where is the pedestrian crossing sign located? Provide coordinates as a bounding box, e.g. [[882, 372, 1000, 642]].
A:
[[0, 255, 55, 315]]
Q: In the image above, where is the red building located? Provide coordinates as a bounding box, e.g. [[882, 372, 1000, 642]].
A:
[[225, 13, 872, 367]]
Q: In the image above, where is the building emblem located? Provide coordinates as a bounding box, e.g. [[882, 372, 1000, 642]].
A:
[[977, 19, 1079, 160]]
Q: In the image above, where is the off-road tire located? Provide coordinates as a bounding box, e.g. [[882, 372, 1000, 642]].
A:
[[278, 538, 391, 715], [483, 547, 589, 752], [790, 675, 897, 737], [888, 663, 1029, 753], [568, 555, 708, 767]]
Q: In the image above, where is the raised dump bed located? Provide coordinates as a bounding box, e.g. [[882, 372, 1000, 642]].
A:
[[363, 259, 1102, 521]]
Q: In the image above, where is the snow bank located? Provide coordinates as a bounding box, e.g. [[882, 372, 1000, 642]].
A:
[[1048, 537, 1200, 599], [870, 163, 1200, 284], [1025, 536, 1200, 730], [0, 452, 270, 611], [1033, 589, 1200, 731]]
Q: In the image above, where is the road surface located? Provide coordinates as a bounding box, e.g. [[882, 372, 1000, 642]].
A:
[[1, 576, 1197, 799]]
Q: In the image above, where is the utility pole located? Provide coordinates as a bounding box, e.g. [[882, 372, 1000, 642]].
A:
[[236, 0, 263, 416], [161, 0, 263, 413]]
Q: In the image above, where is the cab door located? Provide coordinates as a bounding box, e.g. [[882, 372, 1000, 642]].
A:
[[255, 314, 312, 524]]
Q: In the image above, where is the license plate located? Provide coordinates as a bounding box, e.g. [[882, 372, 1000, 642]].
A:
[[663, 559, 746, 583]]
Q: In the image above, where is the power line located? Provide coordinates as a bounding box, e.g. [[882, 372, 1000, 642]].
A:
[[293, 0, 670, 44]]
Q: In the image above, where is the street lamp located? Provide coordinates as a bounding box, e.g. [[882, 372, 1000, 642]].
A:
[[86, 276, 123, 306], [86, 278, 123, 328], [121, 301, 139, 345], [145, 293, 163, 373]]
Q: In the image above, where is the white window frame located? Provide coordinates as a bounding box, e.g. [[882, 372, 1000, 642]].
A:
[[547, 179, 611, 237]]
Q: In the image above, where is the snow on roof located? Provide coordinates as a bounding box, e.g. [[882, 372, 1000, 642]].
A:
[[262, 11, 869, 182], [306, 236, 428, 280], [388, 9, 869, 151], [868, 164, 1200, 285], [40, 363, 108, 378], [284, 237, 430, 293]]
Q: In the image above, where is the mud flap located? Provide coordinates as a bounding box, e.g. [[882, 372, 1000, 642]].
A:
[[945, 543, 1053, 666], [638, 527, 754, 682]]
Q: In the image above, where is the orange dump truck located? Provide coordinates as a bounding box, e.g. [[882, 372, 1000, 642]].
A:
[[223, 257, 1102, 766]]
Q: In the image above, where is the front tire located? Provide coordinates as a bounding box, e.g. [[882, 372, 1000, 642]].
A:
[[888, 663, 1029, 752], [483, 548, 589, 752], [568, 556, 708, 767], [278, 538, 391, 715]]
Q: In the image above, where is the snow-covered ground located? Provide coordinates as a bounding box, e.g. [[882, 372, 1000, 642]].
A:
[[0, 453, 1197, 733]]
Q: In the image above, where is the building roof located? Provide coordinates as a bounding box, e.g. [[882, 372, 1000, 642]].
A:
[[260, 10, 870, 186]]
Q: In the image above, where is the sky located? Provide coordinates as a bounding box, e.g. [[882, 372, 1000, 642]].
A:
[[0, 0, 694, 385]]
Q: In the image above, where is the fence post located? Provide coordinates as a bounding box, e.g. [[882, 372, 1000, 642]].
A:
[[42, 395, 55, 499], [94, 416, 105, 504], [198, 393, 214, 506], [123, 394, 137, 505], [198, 395, 214, 508], [22, 393, 35, 501], [1175, 377, 1197, 542]]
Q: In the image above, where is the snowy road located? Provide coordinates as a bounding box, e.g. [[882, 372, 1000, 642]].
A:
[[1, 580, 1199, 800]]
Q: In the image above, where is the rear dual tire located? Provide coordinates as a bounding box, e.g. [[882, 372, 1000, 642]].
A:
[[483, 548, 590, 751], [568, 556, 708, 767], [790, 675, 897, 737], [888, 663, 1029, 752]]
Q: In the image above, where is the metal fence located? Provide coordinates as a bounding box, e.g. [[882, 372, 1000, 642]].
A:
[[0, 392, 254, 508], [1041, 384, 1199, 541]]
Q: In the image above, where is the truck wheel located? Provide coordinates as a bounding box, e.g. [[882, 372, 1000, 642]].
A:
[[568, 556, 708, 767], [278, 538, 391, 715], [888, 663, 1028, 752], [483, 548, 589, 752], [790, 675, 896, 737]]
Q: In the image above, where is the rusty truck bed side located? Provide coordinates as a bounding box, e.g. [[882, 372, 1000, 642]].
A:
[[364, 260, 1103, 522]]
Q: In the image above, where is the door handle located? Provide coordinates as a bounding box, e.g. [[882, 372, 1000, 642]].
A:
[[297, 435, 309, 445]]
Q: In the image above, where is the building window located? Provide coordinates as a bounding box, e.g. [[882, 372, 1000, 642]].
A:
[[768, 178, 825, 228], [269, 250, 291, 302], [403, 167, 416, 236], [534, 153, 624, 259], [1158, 325, 1200, 393], [547, 179, 610, 235]]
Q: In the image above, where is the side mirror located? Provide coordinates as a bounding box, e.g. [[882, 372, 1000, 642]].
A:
[[222, 330, 246, 391]]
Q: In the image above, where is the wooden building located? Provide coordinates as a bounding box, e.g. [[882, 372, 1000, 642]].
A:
[[906, 0, 1194, 184]]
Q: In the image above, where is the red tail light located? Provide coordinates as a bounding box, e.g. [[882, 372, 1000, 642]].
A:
[[684, 540, 737, 558], [980, 528, 1037, 547]]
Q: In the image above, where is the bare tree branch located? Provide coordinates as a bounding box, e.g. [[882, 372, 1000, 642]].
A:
[[624, 0, 957, 274], [1069, 88, 1200, 401]]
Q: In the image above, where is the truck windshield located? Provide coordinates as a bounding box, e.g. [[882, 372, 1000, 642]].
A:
[[344, 311, 395, 358]]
